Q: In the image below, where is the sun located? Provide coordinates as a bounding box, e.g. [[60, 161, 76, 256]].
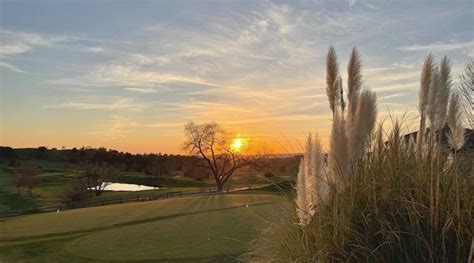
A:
[[230, 138, 244, 152]]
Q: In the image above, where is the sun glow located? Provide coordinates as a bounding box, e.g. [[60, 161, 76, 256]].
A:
[[230, 137, 245, 152]]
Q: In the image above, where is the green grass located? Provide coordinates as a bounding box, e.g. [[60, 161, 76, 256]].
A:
[[0, 161, 214, 214], [0, 193, 288, 262]]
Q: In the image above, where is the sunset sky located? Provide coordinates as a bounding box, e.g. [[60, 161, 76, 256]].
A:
[[1, 0, 472, 154]]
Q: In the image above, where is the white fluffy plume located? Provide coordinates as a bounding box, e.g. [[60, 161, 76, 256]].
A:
[[434, 56, 452, 129], [417, 54, 433, 158], [447, 91, 465, 150], [328, 109, 349, 187], [326, 46, 341, 114], [347, 47, 363, 127], [295, 134, 327, 225], [296, 135, 315, 225], [348, 89, 377, 160]]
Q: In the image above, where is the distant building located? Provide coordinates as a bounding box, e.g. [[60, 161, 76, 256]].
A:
[[403, 126, 473, 176]]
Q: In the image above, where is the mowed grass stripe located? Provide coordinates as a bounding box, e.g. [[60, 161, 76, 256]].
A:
[[0, 193, 284, 241], [64, 202, 284, 261]]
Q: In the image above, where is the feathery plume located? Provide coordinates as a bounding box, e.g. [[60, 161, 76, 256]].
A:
[[295, 135, 317, 225], [347, 47, 363, 123], [457, 59, 473, 129], [419, 54, 433, 115], [326, 46, 341, 113], [447, 91, 465, 150], [434, 56, 451, 129], [328, 109, 349, 187], [312, 134, 327, 203], [348, 89, 377, 160], [417, 54, 433, 159], [427, 64, 441, 127], [295, 158, 309, 225]]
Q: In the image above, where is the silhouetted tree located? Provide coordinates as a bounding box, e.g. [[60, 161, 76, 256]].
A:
[[61, 179, 88, 204], [183, 122, 263, 191], [84, 163, 119, 196], [14, 166, 40, 196]]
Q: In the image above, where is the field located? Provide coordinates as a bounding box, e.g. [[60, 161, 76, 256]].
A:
[[0, 193, 288, 262], [0, 150, 293, 262]]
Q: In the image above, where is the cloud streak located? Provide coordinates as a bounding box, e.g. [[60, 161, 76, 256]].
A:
[[399, 40, 474, 52], [46, 98, 149, 111]]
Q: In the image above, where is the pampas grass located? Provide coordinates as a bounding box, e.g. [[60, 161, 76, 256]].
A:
[[457, 59, 473, 129], [348, 89, 377, 160], [244, 49, 473, 262], [245, 121, 473, 262], [295, 135, 316, 225], [347, 47, 363, 127], [417, 54, 433, 160], [295, 134, 328, 225], [447, 91, 465, 150], [326, 45, 341, 113], [435, 56, 452, 129]]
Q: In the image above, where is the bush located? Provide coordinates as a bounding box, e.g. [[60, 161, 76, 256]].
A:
[[60, 180, 88, 204]]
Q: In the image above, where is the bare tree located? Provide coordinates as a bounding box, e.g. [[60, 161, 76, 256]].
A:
[[13, 166, 40, 196], [61, 178, 88, 204], [183, 122, 262, 191], [84, 163, 119, 196], [13, 168, 26, 195]]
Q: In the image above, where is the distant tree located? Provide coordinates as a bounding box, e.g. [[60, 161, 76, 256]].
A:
[[60, 179, 88, 204], [183, 122, 263, 191], [14, 166, 40, 196], [0, 146, 16, 158], [182, 156, 211, 181], [84, 163, 119, 196], [146, 155, 169, 182], [13, 169, 26, 195], [36, 146, 48, 159]]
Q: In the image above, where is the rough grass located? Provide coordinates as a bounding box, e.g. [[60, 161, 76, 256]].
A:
[[0, 193, 287, 262]]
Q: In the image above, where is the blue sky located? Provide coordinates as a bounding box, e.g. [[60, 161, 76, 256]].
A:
[[1, 0, 472, 153]]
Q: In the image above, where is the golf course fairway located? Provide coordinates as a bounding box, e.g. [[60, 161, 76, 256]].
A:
[[0, 193, 288, 262]]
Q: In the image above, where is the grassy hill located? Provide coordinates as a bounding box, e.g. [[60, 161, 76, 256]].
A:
[[0, 193, 287, 262]]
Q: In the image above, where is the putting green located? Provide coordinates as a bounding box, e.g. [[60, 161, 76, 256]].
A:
[[0, 193, 288, 262]]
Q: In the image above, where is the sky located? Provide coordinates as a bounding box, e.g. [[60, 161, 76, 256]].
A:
[[0, 0, 472, 154]]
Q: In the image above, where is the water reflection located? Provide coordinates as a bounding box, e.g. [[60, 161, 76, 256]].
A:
[[98, 182, 160, 192]]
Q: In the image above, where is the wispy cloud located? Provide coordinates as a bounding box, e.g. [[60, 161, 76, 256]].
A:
[[124, 87, 157, 93], [399, 40, 474, 52], [373, 82, 418, 92], [88, 115, 141, 141], [0, 61, 25, 73], [145, 122, 184, 128], [46, 98, 149, 111]]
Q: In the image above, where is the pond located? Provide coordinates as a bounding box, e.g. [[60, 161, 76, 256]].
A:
[[96, 182, 160, 192]]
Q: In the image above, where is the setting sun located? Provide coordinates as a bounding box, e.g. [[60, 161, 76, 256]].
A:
[[231, 137, 245, 152]]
